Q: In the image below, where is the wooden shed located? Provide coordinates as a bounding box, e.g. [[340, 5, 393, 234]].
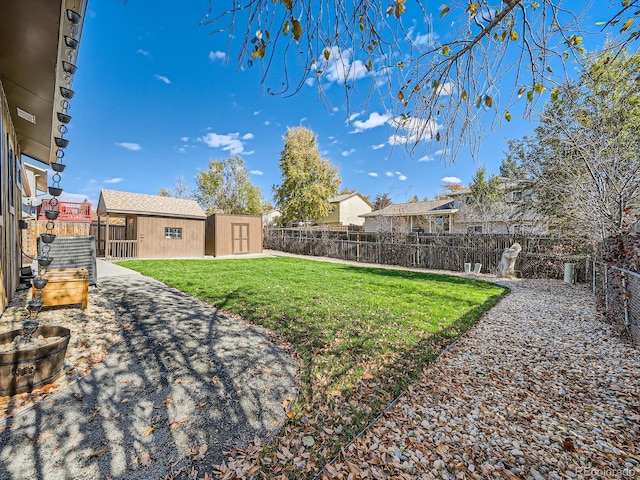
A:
[[205, 214, 263, 257], [96, 190, 207, 260]]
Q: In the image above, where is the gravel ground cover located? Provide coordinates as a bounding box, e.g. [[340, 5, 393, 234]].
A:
[[324, 279, 640, 480], [0, 286, 122, 419], [0, 275, 298, 480]]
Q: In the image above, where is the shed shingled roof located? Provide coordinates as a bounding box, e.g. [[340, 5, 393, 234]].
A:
[[97, 190, 207, 219]]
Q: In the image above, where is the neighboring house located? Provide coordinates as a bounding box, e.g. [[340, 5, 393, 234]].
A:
[[317, 193, 373, 227], [96, 190, 207, 260], [1, 0, 88, 311], [361, 200, 459, 233], [262, 209, 282, 227], [21, 162, 48, 220], [445, 179, 553, 234]]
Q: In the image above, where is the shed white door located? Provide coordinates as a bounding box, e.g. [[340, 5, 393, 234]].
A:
[[232, 223, 249, 254]]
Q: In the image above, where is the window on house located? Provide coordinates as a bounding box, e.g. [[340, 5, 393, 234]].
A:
[[467, 226, 483, 234], [165, 227, 182, 239]]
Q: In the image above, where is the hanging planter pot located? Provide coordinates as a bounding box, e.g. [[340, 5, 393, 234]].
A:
[[54, 137, 69, 148], [62, 61, 77, 74], [26, 300, 44, 313], [48, 187, 63, 196], [31, 278, 49, 290], [57, 112, 72, 124], [40, 233, 57, 244], [37, 257, 53, 267], [51, 163, 66, 173], [44, 210, 60, 221], [59, 87, 74, 99]]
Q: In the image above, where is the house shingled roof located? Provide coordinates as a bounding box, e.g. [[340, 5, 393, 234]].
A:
[[97, 190, 207, 219], [360, 199, 457, 217], [329, 193, 374, 207]]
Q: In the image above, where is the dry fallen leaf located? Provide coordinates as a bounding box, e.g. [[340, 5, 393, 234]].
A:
[[170, 417, 190, 430], [88, 446, 109, 458], [142, 426, 154, 437], [39, 433, 55, 442], [140, 452, 152, 467]]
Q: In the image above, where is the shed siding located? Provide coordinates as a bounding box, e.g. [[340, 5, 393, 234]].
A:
[[205, 214, 263, 257], [136, 216, 205, 259]]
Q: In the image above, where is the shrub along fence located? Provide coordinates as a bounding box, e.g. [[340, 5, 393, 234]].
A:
[[264, 228, 592, 282], [592, 262, 640, 347]]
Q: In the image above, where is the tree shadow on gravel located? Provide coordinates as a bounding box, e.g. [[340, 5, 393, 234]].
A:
[[0, 275, 299, 480]]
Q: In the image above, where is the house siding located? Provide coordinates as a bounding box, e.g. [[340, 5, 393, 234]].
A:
[[318, 194, 372, 226], [0, 81, 21, 311], [337, 196, 370, 226]]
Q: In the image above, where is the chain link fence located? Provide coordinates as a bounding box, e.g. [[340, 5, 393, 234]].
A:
[[592, 261, 640, 347]]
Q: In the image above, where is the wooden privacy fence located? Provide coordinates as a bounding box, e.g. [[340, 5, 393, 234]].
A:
[[90, 224, 126, 257], [22, 221, 91, 259], [264, 228, 593, 282]]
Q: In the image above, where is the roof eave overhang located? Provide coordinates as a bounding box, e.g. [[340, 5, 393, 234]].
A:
[[0, 0, 87, 166]]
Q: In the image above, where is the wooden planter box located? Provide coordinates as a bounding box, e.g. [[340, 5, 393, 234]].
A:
[[31, 268, 89, 310]]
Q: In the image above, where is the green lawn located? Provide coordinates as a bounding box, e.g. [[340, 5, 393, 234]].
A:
[[117, 256, 507, 475]]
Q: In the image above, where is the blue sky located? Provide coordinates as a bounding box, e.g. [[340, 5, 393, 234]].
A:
[[50, 0, 616, 208]]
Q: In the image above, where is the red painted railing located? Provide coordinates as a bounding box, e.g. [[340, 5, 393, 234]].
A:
[[37, 200, 92, 223]]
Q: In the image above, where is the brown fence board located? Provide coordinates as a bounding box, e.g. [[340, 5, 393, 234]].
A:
[[264, 228, 592, 281]]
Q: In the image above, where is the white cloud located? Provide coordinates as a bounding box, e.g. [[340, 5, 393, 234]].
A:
[[347, 112, 360, 123], [413, 32, 437, 47], [388, 116, 441, 145], [369, 172, 378, 177], [253, 110, 262, 116], [319, 47, 368, 84], [154, 74, 171, 84], [104, 177, 123, 184], [199, 132, 250, 155], [436, 82, 455, 96], [372, 143, 386, 150], [242, 133, 254, 140], [208, 50, 226, 62], [137, 49, 150, 56], [351, 112, 390, 133], [250, 170, 264, 175], [435, 149, 448, 156], [305, 78, 315, 87], [178, 147, 186, 154], [58, 191, 90, 204], [418, 155, 435, 162], [115, 142, 142, 151], [398, 175, 407, 181], [332, 106, 339, 113], [441, 176, 462, 184], [180, 136, 189, 142], [395, 171, 402, 175], [385, 171, 394, 177], [342, 148, 356, 157], [264, 120, 271, 126]]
